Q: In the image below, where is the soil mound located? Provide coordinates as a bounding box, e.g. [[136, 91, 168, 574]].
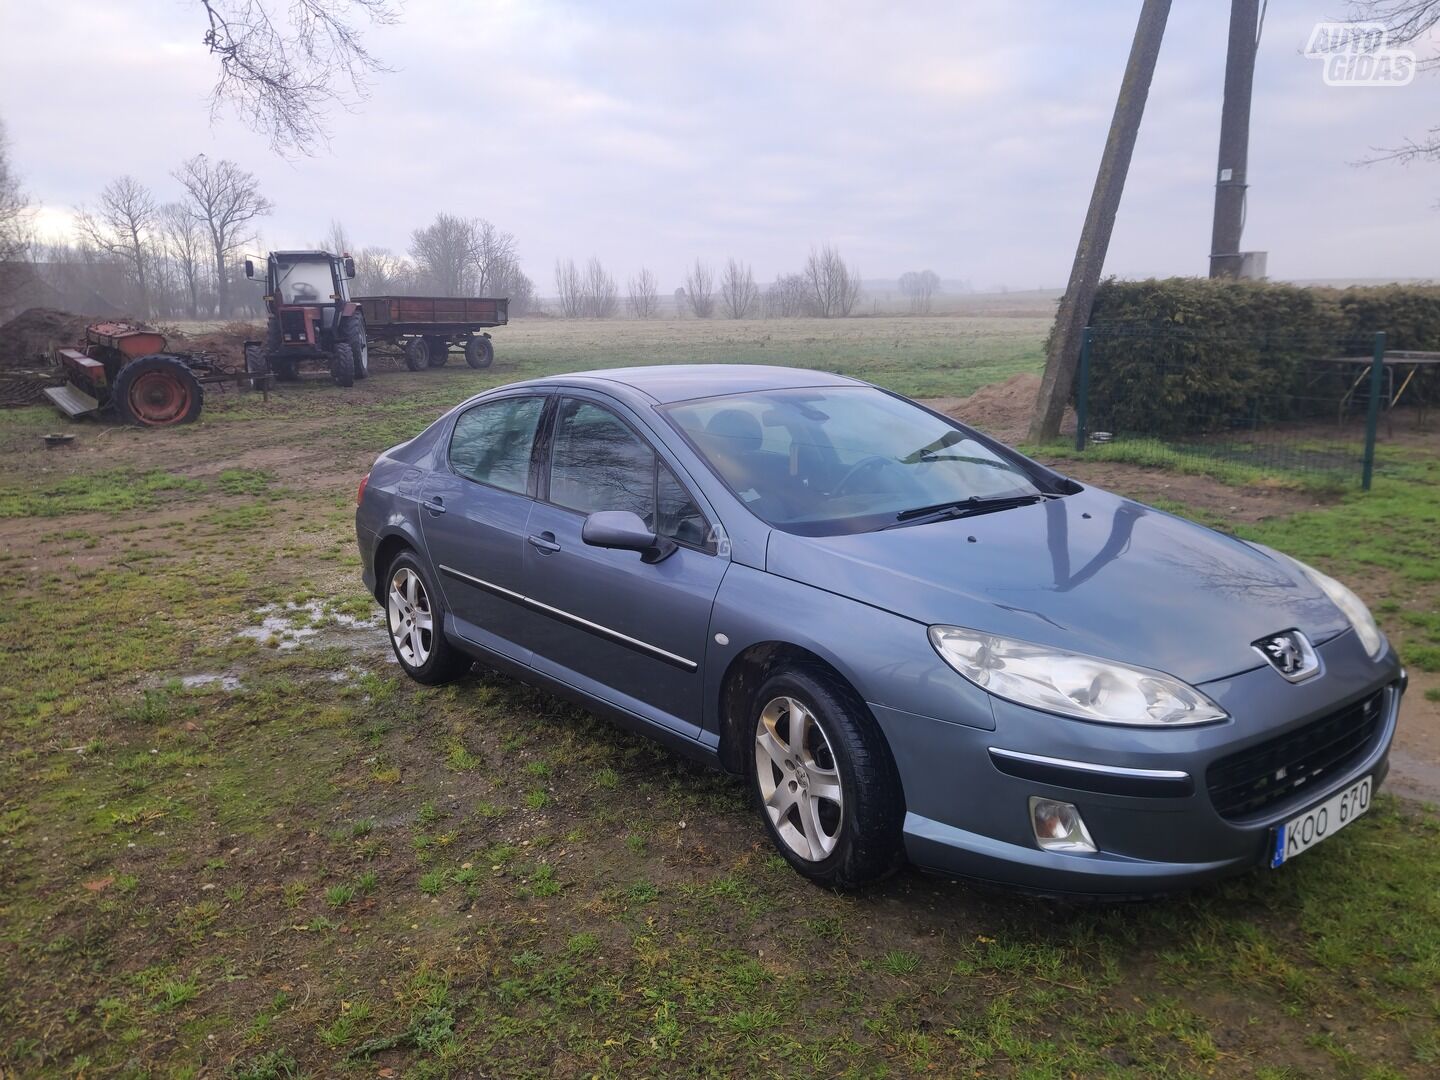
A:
[[0, 308, 93, 369]]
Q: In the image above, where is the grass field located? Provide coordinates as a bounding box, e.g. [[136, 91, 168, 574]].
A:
[[2, 314, 1439, 1078]]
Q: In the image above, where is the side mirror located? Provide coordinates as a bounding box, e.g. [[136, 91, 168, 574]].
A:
[[343, 256, 356, 279], [581, 510, 676, 563], [244, 259, 255, 279]]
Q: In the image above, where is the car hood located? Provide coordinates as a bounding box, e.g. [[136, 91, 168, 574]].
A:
[[764, 487, 1348, 685]]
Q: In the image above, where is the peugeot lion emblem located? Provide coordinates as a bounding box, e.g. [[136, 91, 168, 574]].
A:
[[1252, 629, 1320, 683]]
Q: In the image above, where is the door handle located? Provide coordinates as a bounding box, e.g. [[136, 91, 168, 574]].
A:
[[422, 497, 446, 515], [527, 532, 561, 554]]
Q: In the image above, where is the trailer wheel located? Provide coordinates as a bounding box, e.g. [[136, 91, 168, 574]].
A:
[[114, 355, 203, 427], [340, 315, 370, 380], [464, 335, 495, 369], [243, 343, 269, 391], [426, 337, 450, 367], [330, 342, 356, 387], [404, 337, 428, 372]]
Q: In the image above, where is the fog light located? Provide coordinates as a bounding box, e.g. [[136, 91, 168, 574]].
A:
[[1029, 796, 1096, 853]]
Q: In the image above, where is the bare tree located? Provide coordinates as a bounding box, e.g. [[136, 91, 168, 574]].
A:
[[580, 257, 618, 318], [765, 272, 811, 318], [76, 176, 159, 316], [554, 258, 583, 318], [719, 258, 759, 319], [684, 259, 715, 318], [315, 218, 353, 255], [899, 269, 941, 314], [160, 202, 206, 317], [497, 263, 536, 317], [802, 245, 862, 317], [627, 267, 659, 318], [197, 0, 398, 152], [173, 154, 273, 316], [1341, 1, 1440, 162], [410, 213, 476, 296], [472, 220, 519, 295], [353, 246, 412, 294], [0, 119, 32, 307]]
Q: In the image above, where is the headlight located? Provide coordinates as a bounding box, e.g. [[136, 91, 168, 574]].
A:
[[1274, 552, 1385, 660], [928, 626, 1227, 727]]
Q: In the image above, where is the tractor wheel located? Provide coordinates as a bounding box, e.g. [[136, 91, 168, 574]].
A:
[[330, 342, 356, 387], [426, 337, 450, 367], [243, 343, 269, 391], [340, 315, 370, 380], [114, 355, 204, 427], [464, 335, 495, 369], [265, 315, 282, 354], [403, 338, 428, 372]]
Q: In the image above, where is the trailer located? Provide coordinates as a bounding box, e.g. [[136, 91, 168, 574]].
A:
[[355, 295, 509, 370], [44, 322, 267, 427]]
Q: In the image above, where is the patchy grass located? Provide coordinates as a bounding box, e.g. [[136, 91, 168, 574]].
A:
[[1, 317, 1437, 1077]]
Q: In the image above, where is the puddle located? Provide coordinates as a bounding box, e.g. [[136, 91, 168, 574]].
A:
[[237, 600, 384, 651], [181, 674, 242, 691]]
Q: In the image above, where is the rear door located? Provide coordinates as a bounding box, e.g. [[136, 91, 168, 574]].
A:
[[522, 394, 728, 736], [419, 392, 547, 664]]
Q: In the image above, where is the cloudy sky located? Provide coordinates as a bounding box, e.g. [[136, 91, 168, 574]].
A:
[[2, 1, 1437, 291]]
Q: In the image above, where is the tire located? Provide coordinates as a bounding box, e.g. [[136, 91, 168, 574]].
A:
[[243, 343, 269, 391], [404, 338, 428, 372], [748, 667, 905, 889], [340, 315, 370, 380], [113, 354, 204, 427], [464, 336, 495, 369], [383, 550, 471, 685], [426, 337, 450, 367], [265, 315, 282, 355], [329, 341, 355, 387]]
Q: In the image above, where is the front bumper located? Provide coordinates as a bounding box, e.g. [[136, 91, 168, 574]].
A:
[[873, 629, 1404, 896]]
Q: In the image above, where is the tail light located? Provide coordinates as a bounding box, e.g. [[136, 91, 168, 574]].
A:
[[357, 472, 370, 506]]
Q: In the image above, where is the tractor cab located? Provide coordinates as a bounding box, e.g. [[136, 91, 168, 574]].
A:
[[245, 250, 368, 386]]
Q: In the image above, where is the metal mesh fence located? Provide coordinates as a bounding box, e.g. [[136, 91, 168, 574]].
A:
[[1073, 326, 1437, 490]]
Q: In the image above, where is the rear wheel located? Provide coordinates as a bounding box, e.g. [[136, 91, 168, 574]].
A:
[[384, 551, 471, 684], [403, 337, 429, 372], [464, 335, 494, 369], [329, 342, 355, 387], [749, 667, 905, 889], [426, 337, 450, 367], [340, 315, 370, 380], [113, 355, 204, 427]]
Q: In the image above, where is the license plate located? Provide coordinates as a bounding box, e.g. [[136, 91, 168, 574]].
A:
[[1271, 775, 1371, 868]]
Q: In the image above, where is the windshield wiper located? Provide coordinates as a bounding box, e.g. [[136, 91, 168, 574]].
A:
[[888, 493, 1048, 526]]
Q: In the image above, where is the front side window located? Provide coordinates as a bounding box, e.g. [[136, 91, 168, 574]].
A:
[[664, 386, 1044, 535], [549, 398, 713, 550], [449, 396, 544, 494]]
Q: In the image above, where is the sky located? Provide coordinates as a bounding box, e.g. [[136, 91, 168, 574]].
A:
[[1, 0, 1437, 292]]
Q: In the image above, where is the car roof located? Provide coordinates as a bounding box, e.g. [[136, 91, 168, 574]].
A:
[[519, 364, 866, 404]]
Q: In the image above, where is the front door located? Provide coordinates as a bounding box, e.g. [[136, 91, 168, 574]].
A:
[[522, 395, 728, 735], [419, 393, 547, 664]]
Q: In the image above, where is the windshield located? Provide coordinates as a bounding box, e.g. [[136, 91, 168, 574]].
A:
[[663, 386, 1044, 535], [273, 257, 335, 304]]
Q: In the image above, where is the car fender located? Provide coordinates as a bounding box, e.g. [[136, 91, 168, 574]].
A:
[[704, 563, 998, 742]]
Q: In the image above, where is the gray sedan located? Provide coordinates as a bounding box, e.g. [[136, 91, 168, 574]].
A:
[[356, 365, 1405, 894]]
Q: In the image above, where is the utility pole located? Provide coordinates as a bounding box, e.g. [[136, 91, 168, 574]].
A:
[[1029, 0, 1172, 444], [1209, 0, 1261, 278]]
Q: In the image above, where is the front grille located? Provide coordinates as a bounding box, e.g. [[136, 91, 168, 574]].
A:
[[280, 309, 307, 341], [1207, 688, 1388, 820]]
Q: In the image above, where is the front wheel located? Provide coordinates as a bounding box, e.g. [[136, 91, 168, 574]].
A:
[[340, 315, 370, 380], [384, 552, 471, 684], [749, 668, 904, 889], [464, 335, 494, 369], [243, 343, 269, 391], [403, 337, 428, 372], [329, 342, 355, 387]]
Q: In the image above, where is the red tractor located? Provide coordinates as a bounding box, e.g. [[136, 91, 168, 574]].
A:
[[244, 250, 369, 387]]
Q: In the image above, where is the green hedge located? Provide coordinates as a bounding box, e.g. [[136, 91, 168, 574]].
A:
[[1080, 278, 1440, 436]]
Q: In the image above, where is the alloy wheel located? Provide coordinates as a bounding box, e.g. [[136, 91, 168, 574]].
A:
[[754, 695, 845, 861], [387, 567, 433, 667]]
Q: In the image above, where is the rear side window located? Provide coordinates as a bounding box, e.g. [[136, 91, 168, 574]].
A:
[[449, 396, 544, 494]]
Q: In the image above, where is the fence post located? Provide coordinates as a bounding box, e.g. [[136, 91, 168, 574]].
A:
[[1075, 327, 1093, 452], [1361, 331, 1386, 491]]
